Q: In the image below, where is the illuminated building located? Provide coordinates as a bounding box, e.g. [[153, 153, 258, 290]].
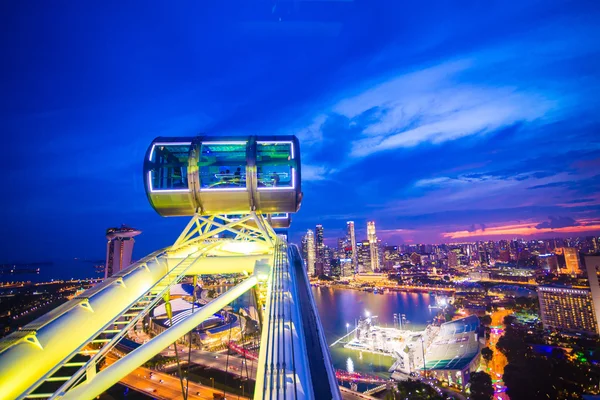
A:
[[538, 253, 559, 273], [538, 286, 598, 335], [302, 229, 316, 276], [383, 246, 400, 269], [340, 258, 353, 278], [448, 251, 459, 268], [347, 221, 358, 274], [410, 252, 421, 266], [477, 243, 489, 266], [323, 246, 332, 276], [563, 247, 582, 275], [104, 225, 141, 279], [315, 224, 324, 265], [584, 255, 600, 335], [367, 221, 380, 271], [357, 240, 371, 273], [467, 271, 490, 281]]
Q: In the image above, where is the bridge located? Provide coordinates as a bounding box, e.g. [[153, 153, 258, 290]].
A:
[[0, 136, 341, 400]]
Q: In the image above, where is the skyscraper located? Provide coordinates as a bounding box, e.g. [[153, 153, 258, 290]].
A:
[[563, 247, 582, 275], [367, 221, 380, 272], [323, 246, 332, 276], [347, 221, 358, 274], [538, 286, 598, 335], [315, 225, 325, 276], [448, 251, 459, 268], [105, 225, 141, 279], [304, 229, 316, 276], [339, 258, 353, 278], [357, 240, 371, 272], [584, 255, 600, 335]]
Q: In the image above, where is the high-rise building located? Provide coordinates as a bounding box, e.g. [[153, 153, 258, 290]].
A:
[[312, 225, 325, 276], [498, 250, 511, 263], [105, 225, 141, 279], [538, 286, 598, 335], [448, 251, 459, 268], [584, 255, 600, 335], [301, 234, 308, 261], [340, 258, 353, 278], [357, 240, 371, 273], [478, 243, 490, 266], [410, 252, 421, 266], [538, 254, 559, 273], [383, 246, 400, 270], [563, 247, 582, 275], [302, 229, 316, 276], [315, 224, 324, 264], [367, 221, 380, 272], [347, 221, 358, 274], [323, 246, 332, 276]]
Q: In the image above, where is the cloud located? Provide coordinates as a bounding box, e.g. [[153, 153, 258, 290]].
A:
[[468, 223, 487, 232], [349, 88, 554, 158], [535, 216, 580, 229], [296, 115, 327, 148], [444, 219, 600, 239], [329, 57, 559, 158], [301, 164, 335, 181]]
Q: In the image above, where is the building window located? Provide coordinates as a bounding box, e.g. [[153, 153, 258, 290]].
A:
[[256, 141, 294, 190], [199, 142, 247, 190], [148, 143, 191, 191]]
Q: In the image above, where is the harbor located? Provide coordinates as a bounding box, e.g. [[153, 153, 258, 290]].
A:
[[317, 287, 482, 391]]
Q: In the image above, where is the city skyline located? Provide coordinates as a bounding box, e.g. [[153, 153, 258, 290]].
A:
[[3, 3, 600, 400], [2, 2, 600, 264]]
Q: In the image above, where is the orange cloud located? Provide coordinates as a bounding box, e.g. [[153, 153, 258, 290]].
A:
[[443, 220, 600, 239]]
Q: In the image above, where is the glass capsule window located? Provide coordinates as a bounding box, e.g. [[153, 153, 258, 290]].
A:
[[269, 213, 289, 220], [199, 142, 247, 190], [148, 143, 191, 191], [256, 142, 294, 189]]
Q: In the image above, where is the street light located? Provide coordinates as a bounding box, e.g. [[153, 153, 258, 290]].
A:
[[365, 310, 370, 318], [346, 323, 350, 334], [210, 377, 214, 388]]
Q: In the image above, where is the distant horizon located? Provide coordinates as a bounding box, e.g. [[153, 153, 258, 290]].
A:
[[3, 229, 600, 266]]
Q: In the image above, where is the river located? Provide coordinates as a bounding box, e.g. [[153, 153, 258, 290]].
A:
[[312, 286, 438, 380]]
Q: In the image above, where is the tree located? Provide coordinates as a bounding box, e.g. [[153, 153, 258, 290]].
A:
[[481, 347, 493, 364], [497, 330, 530, 362], [396, 380, 443, 400], [503, 355, 558, 400], [469, 371, 494, 400], [503, 315, 516, 327], [479, 315, 492, 326]]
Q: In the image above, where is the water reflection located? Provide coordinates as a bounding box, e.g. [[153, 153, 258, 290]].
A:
[[346, 357, 354, 374], [312, 287, 436, 378]]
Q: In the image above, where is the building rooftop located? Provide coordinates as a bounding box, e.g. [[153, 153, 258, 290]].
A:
[[423, 315, 480, 371]]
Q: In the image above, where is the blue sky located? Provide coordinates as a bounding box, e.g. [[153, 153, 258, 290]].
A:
[[1, 1, 600, 262]]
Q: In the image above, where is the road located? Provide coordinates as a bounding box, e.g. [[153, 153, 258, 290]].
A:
[[187, 349, 257, 380], [105, 353, 249, 399], [486, 308, 511, 400], [339, 386, 378, 400], [162, 347, 257, 380]]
